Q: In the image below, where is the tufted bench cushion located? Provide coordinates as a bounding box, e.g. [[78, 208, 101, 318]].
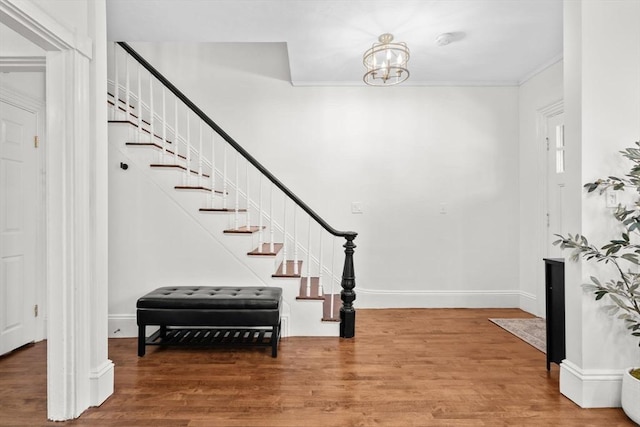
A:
[[137, 286, 282, 357], [137, 287, 282, 310]]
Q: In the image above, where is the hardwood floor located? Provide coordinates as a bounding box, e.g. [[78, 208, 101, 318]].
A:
[[0, 308, 633, 426]]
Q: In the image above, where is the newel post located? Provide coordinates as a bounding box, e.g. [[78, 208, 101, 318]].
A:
[[340, 233, 357, 338]]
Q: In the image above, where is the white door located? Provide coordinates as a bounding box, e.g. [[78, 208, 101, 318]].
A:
[[546, 112, 566, 258], [0, 100, 37, 355]]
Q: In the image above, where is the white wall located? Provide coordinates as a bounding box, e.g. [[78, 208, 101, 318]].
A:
[[518, 61, 563, 316], [561, 0, 640, 408], [0, 21, 45, 56], [0, 72, 45, 100], [120, 42, 522, 309]]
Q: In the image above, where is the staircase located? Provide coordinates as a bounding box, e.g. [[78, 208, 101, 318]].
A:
[[107, 42, 357, 337]]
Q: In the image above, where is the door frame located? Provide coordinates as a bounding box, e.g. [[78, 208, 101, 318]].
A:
[[536, 99, 563, 317], [0, 0, 112, 421], [0, 83, 46, 342]]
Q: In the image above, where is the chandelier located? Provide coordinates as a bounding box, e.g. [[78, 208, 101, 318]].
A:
[[363, 33, 410, 86]]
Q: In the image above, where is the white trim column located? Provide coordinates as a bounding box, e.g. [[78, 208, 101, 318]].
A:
[[561, 0, 640, 408], [87, 0, 113, 407], [45, 47, 93, 420]]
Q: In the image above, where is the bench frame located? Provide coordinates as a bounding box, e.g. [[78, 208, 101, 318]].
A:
[[138, 323, 280, 357], [137, 287, 282, 358]]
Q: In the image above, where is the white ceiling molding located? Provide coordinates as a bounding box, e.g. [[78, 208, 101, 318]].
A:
[[518, 54, 564, 86], [0, 0, 92, 58]]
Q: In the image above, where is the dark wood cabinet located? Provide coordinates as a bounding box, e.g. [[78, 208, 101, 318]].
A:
[[544, 258, 565, 370]]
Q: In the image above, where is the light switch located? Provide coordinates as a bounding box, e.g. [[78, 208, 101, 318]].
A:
[[351, 201, 363, 214]]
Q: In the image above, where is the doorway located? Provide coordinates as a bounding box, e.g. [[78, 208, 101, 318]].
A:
[[0, 98, 38, 355], [545, 111, 566, 258]]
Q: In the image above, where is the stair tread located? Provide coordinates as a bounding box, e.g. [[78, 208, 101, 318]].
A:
[[110, 109, 177, 146], [322, 294, 341, 322], [272, 260, 303, 278], [200, 208, 247, 213], [248, 243, 283, 256], [175, 185, 222, 194], [223, 226, 264, 234], [296, 277, 325, 300], [149, 163, 211, 178]]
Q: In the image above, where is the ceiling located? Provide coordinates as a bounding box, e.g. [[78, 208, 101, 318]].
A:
[[106, 0, 563, 87]]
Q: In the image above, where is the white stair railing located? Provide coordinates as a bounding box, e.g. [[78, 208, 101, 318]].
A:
[[108, 41, 357, 332]]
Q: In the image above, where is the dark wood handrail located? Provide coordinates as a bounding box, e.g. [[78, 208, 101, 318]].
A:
[[117, 42, 356, 240]]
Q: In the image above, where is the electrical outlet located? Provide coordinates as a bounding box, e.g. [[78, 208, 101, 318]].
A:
[[351, 202, 363, 214], [440, 203, 447, 214]]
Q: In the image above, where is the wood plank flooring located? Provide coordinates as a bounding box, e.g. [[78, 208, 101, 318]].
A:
[[0, 308, 633, 426]]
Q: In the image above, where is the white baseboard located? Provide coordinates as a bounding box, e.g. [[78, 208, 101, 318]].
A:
[[108, 314, 139, 338], [355, 288, 523, 308], [560, 359, 623, 408], [89, 360, 114, 407], [108, 313, 291, 338], [518, 291, 538, 316]]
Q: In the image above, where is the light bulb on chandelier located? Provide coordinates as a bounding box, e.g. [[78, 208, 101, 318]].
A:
[[363, 33, 410, 86]]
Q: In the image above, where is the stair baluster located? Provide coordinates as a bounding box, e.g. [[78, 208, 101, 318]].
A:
[[258, 175, 264, 253], [149, 72, 154, 144], [173, 99, 179, 165], [161, 87, 167, 162], [282, 198, 288, 274], [245, 161, 250, 230], [306, 216, 312, 297], [318, 228, 324, 296], [234, 154, 239, 229], [136, 63, 142, 141], [293, 207, 298, 275], [113, 43, 119, 121], [196, 122, 202, 187], [185, 113, 191, 185], [269, 183, 274, 253], [124, 53, 130, 120], [330, 236, 336, 318], [210, 131, 216, 208]]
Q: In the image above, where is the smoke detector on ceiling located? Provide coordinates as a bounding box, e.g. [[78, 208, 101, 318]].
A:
[[435, 33, 454, 46]]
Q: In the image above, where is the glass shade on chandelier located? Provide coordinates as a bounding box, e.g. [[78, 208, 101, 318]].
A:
[[363, 33, 410, 86]]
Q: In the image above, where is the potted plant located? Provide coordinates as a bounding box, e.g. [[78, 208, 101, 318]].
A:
[[554, 142, 640, 423]]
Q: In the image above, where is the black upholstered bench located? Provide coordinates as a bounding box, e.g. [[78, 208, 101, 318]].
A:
[[137, 286, 282, 357]]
